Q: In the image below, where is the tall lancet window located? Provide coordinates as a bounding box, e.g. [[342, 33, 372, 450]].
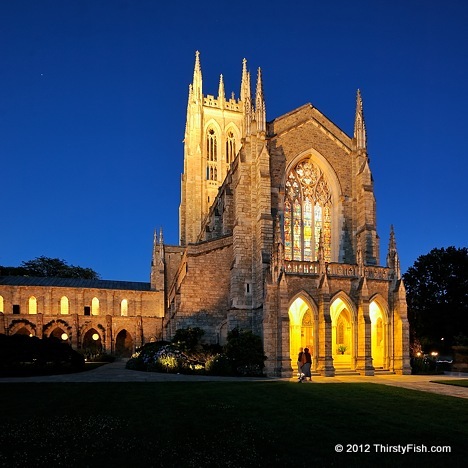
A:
[[284, 159, 332, 262], [226, 131, 236, 163], [206, 128, 218, 180]]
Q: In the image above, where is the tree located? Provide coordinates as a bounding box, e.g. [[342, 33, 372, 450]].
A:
[[403, 247, 468, 354], [0, 256, 100, 280]]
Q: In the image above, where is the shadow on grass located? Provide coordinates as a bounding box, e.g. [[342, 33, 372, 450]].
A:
[[430, 379, 468, 388], [0, 382, 467, 467]]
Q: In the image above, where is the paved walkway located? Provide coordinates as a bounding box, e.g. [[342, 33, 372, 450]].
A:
[[1, 360, 467, 399]]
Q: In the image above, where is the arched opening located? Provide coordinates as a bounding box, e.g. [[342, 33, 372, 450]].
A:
[[82, 328, 102, 358], [370, 301, 386, 368], [331, 298, 354, 369], [29, 296, 37, 315], [288, 296, 316, 374], [91, 297, 99, 316], [120, 299, 128, 317], [15, 326, 32, 336], [60, 296, 69, 315], [115, 330, 133, 357]]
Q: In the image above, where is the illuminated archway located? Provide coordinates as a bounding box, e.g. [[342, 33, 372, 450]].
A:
[[331, 296, 355, 368], [370, 299, 387, 368], [288, 295, 317, 373], [50, 327, 66, 340]]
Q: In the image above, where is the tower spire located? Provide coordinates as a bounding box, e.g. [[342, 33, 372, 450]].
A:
[[218, 74, 225, 104], [354, 89, 367, 151], [255, 67, 266, 133], [240, 58, 252, 137], [386, 225, 401, 279], [192, 50, 203, 102]]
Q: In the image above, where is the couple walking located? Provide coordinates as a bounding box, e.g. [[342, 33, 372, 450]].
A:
[[297, 347, 312, 382]]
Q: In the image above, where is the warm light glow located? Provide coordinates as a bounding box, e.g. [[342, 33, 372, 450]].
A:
[[92, 333, 99, 341], [431, 351, 438, 357], [416, 352, 422, 357], [29, 296, 37, 314], [61, 333, 68, 341]]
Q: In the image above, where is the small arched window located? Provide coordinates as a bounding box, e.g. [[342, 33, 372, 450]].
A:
[[0, 295, 3, 312], [206, 128, 217, 162], [226, 131, 236, 163], [121, 299, 128, 317], [60, 296, 69, 315], [29, 296, 37, 315], [92, 297, 99, 316]]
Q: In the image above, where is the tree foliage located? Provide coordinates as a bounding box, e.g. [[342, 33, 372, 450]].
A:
[[403, 247, 468, 353], [0, 256, 100, 280]]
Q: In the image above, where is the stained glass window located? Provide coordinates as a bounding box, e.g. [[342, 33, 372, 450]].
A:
[[283, 159, 332, 262]]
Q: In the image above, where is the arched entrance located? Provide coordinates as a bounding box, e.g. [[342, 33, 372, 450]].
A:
[[288, 296, 316, 374], [370, 300, 386, 368], [331, 298, 354, 369], [82, 328, 102, 358], [15, 326, 32, 336], [115, 329, 133, 357]]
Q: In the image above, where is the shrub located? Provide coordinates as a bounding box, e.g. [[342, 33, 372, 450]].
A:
[[172, 327, 205, 353], [0, 334, 85, 376], [224, 328, 266, 376], [205, 354, 234, 376]]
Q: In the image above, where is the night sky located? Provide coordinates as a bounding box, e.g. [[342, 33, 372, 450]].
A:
[[1, 0, 467, 282]]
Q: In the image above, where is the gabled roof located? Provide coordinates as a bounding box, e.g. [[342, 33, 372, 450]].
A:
[[0, 276, 153, 292]]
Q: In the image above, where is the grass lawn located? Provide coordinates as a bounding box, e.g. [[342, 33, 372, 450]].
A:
[[0, 382, 467, 467], [431, 379, 468, 388]]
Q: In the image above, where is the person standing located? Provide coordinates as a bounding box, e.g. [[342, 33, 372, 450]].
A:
[[297, 347, 304, 380], [301, 347, 312, 381]]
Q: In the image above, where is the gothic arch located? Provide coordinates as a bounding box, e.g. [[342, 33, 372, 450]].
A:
[[330, 292, 356, 366], [369, 295, 389, 368], [288, 292, 318, 373], [282, 148, 344, 263], [216, 320, 228, 346], [114, 328, 133, 357], [9, 320, 36, 336]]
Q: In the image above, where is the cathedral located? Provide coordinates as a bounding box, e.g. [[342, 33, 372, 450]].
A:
[[0, 52, 411, 376]]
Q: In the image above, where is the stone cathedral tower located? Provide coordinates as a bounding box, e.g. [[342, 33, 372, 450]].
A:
[[179, 51, 265, 246], [166, 52, 410, 377]]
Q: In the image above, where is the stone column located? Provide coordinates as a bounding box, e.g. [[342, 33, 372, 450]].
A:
[[106, 315, 113, 354], [355, 278, 374, 375], [317, 292, 335, 377]]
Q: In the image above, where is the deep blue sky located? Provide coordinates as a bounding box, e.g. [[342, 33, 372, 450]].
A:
[[1, 0, 467, 281]]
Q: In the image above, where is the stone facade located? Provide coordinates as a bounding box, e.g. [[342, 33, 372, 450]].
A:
[[171, 52, 411, 377], [0, 52, 411, 376]]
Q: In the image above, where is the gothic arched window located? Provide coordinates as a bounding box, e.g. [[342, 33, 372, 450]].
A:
[[60, 296, 69, 315], [226, 131, 236, 163], [92, 297, 99, 316], [284, 159, 332, 262], [29, 296, 37, 315], [206, 128, 217, 162], [206, 128, 218, 180]]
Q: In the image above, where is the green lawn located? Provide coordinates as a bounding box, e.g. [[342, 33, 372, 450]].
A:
[[431, 379, 468, 388], [0, 382, 467, 467]]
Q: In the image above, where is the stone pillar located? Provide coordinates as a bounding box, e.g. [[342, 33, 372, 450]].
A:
[[106, 315, 113, 354], [36, 313, 43, 339], [0, 312, 5, 335], [355, 278, 374, 375], [72, 314, 79, 349], [317, 291, 335, 376]]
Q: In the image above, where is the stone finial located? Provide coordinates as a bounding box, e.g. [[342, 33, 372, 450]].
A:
[[354, 89, 367, 151]]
